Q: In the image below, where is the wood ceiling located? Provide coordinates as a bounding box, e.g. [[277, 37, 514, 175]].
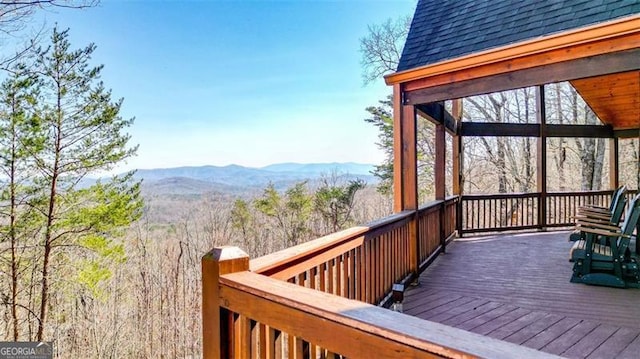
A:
[[571, 71, 640, 130]]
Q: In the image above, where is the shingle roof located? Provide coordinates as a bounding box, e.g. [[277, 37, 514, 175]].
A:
[[397, 0, 640, 72]]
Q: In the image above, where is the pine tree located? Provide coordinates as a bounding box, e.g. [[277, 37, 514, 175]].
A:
[[30, 27, 142, 341], [0, 64, 43, 340]]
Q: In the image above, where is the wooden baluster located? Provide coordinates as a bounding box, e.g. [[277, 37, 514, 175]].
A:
[[335, 257, 342, 297], [258, 324, 267, 359], [233, 314, 251, 359]]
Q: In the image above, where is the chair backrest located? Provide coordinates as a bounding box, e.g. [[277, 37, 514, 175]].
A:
[[608, 186, 624, 211], [620, 193, 640, 236], [610, 194, 640, 258], [610, 186, 628, 225]]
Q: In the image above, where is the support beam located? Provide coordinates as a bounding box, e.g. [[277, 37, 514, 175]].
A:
[[460, 122, 614, 138], [393, 84, 419, 274], [404, 49, 640, 105], [536, 86, 547, 230], [614, 128, 640, 138], [460, 122, 539, 137], [435, 124, 446, 200], [435, 123, 446, 252], [416, 103, 457, 135], [451, 100, 463, 196], [452, 99, 463, 236], [546, 124, 613, 138], [609, 138, 619, 189], [393, 84, 418, 212]]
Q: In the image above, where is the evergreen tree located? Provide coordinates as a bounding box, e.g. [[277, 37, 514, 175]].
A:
[[0, 64, 43, 340], [255, 182, 312, 247], [29, 27, 142, 341]]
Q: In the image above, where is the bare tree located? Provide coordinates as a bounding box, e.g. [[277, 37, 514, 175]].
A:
[[359, 15, 411, 85]]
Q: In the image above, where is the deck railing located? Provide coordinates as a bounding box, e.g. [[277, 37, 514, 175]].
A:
[[459, 189, 636, 235], [545, 190, 612, 227], [461, 192, 539, 234], [250, 210, 415, 306], [203, 191, 613, 357]]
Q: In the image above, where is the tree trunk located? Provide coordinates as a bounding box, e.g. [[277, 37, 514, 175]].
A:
[[593, 137, 606, 190], [9, 113, 19, 341], [37, 92, 63, 342], [554, 84, 566, 190]]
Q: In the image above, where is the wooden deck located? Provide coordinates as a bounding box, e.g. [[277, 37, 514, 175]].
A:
[[404, 231, 640, 359]]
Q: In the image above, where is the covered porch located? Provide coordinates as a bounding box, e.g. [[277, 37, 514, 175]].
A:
[[201, 2, 640, 358]]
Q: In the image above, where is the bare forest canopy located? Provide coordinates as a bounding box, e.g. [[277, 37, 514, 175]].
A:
[[359, 17, 640, 203]]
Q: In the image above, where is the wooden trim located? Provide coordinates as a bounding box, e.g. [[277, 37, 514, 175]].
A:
[[220, 272, 559, 359], [403, 48, 640, 105], [385, 15, 640, 85]]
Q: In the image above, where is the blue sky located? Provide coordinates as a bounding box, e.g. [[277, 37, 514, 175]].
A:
[[29, 0, 415, 171]]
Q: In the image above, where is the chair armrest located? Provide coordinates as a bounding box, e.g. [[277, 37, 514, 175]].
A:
[[576, 224, 622, 236]]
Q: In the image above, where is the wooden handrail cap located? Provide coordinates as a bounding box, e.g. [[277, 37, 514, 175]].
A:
[[203, 246, 249, 262]]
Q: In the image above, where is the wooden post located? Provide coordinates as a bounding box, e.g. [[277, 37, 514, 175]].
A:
[[202, 246, 250, 359], [436, 122, 446, 251], [393, 84, 419, 273], [609, 137, 619, 189], [536, 86, 547, 230], [435, 123, 446, 200], [452, 99, 463, 235]]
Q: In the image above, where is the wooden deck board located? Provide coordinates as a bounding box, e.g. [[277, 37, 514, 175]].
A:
[[471, 307, 531, 336], [587, 327, 640, 358], [542, 321, 599, 355], [520, 317, 580, 349], [408, 296, 478, 318], [562, 324, 618, 358], [487, 310, 549, 340], [617, 332, 640, 359], [421, 298, 490, 322], [504, 314, 564, 349], [404, 231, 640, 358]]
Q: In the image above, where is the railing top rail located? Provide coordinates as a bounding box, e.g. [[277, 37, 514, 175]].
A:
[[250, 210, 414, 276], [547, 189, 614, 197], [417, 195, 459, 213], [462, 189, 627, 200], [221, 271, 561, 359], [462, 192, 539, 200]]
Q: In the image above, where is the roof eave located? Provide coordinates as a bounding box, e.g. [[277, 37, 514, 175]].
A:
[[384, 14, 640, 86]]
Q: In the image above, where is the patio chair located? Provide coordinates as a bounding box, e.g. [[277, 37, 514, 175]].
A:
[[568, 186, 627, 242], [570, 194, 640, 288], [577, 185, 625, 213]]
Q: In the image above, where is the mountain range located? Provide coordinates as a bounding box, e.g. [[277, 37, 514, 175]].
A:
[[134, 162, 378, 196]]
